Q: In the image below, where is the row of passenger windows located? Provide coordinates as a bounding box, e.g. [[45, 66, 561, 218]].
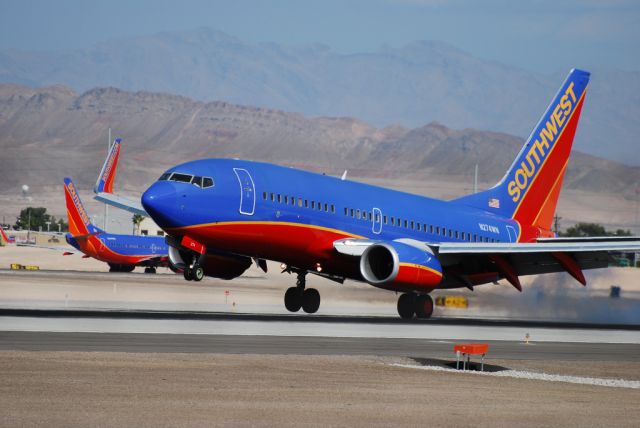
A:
[[261, 192, 499, 243], [262, 192, 336, 214], [158, 172, 214, 188], [342, 206, 500, 243]]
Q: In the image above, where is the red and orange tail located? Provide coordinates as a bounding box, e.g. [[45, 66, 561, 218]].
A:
[[94, 138, 121, 194], [455, 69, 590, 235], [64, 177, 102, 237]]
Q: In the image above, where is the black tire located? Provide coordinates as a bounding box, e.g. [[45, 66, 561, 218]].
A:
[[302, 288, 321, 314], [183, 268, 194, 281], [397, 293, 416, 319], [193, 266, 204, 282], [121, 265, 135, 273], [108, 263, 120, 273], [415, 295, 434, 319], [284, 287, 302, 312]]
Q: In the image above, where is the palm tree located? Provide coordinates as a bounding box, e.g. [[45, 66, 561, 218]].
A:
[[132, 214, 145, 235]]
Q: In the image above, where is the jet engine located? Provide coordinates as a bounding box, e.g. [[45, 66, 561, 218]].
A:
[[168, 245, 251, 280], [360, 241, 442, 291]]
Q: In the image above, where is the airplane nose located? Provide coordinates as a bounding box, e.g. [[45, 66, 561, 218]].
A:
[[141, 181, 180, 228]]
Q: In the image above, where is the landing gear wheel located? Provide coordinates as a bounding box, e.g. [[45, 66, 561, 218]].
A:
[[415, 295, 434, 319], [144, 267, 157, 274], [183, 268, 194, 281], [302, 288, 320, 314], [397, 293, 416, 319], [108, 263, 120, 273], [284, 287, 302, 312], [193, 265, 204, 282]]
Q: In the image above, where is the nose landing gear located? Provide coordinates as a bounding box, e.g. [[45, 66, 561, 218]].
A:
[[183, 253, 205, 282], [284, 271, 321, 314]]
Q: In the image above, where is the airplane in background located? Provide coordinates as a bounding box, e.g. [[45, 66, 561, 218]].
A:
[[1, 226, 16, 245], [106, 69, 640, 318], [64, 176, 169, 272]]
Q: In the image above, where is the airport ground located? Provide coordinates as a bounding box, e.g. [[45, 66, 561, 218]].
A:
[[1, 246, 640, 426]]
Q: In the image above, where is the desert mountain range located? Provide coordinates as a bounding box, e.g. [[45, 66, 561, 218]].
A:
[[0, 28, 638, 165], [0, 83, 638, 205]]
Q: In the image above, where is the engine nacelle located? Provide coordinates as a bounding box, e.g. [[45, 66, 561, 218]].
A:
[[360, 241, 442, 291], [201, 253, 252, 280], [168, 245, 251, 280]]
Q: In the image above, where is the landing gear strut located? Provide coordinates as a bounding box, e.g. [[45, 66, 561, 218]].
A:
[[397, 293, 433, 319], [284, 271, 321, 314], [183, 254, 204, 282]]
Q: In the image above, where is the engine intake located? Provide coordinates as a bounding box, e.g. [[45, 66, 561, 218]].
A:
[[360, 241, 442, 291]]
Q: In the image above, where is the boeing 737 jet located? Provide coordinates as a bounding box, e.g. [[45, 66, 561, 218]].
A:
[[108, 69, 640, 318]]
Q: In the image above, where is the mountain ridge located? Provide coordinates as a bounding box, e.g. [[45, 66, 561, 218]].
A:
[[1, 28, 638, 165]]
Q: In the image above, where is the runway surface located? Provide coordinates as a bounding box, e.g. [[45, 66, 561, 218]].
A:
[[2, 331, 640, 361]]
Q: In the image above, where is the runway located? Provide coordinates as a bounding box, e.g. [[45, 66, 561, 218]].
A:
[[2, 331, 640, 362]]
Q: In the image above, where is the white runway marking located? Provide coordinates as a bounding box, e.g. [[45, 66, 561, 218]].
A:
[[1, 316, 639, 344], [391, 363, 640, 389]]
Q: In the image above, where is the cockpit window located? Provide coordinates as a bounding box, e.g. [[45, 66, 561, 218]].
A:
[[171, 173, 193, 183], [160, 171, 214, 188]]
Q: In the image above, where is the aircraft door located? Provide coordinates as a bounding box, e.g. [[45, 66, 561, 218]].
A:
[[233, 168, 256, 215], [506, 225, 517, 243], [372, 207, 382, 234]]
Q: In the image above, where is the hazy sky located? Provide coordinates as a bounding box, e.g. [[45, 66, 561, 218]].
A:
[[1, 0, 639, 73]]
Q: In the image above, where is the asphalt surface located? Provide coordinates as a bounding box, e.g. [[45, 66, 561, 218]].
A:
[[2, 331, 640, 361]]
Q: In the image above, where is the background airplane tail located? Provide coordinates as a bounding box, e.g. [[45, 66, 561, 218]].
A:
[[64, 177, 103, 237], [454, 68, 590, 233], [94, 138, 121, 194]]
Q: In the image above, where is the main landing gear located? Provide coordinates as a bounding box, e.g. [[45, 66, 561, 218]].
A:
[[183, 254, 204, 282], [397, 293, 434, 319], [144, 267, 157, 274], [284, 271, 320, 314]]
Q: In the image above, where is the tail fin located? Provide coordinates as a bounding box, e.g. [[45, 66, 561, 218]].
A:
[[94, 138, 122, 194], [64, 177, 103, 237], [454, 68, 590, 232], [0, 226, 10, 244]]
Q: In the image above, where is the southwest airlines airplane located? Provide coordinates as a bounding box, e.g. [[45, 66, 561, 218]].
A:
[[61, 139, 169, 272], [109, 69, 640, 318]]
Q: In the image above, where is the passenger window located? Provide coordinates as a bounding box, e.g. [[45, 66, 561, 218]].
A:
[[324, 203, 328, 212], [411, 221, 415, 230], [263, 192, 267, 200], [455, 231, 459, 239], [278, 194, 282, 203], [291, 196, 295, 206], [311, 201, 316, 209], [331, 205, 335, 213], [284, 196, 288, 204], [270, 193, 275, 201], [375, 213, 380, 222], [356, 209, 361, 219], [344, 207, 348, 216], [350, 209, 354, 217], [404, 220, 408, 228], [390, 217, 395, 226], [383, 215, 387, 224]]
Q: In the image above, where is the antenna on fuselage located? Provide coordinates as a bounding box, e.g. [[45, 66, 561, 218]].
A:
[[341, 170, 348, 181]]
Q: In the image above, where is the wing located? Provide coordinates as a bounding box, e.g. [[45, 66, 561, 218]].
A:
[[93, 192, 147, 216], [334, 236, 640, 291]]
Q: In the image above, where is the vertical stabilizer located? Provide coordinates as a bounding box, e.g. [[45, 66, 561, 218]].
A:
[[454, 69, 590, 233], [64, 178, 103, 237], [94, 138, 122, 194]]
